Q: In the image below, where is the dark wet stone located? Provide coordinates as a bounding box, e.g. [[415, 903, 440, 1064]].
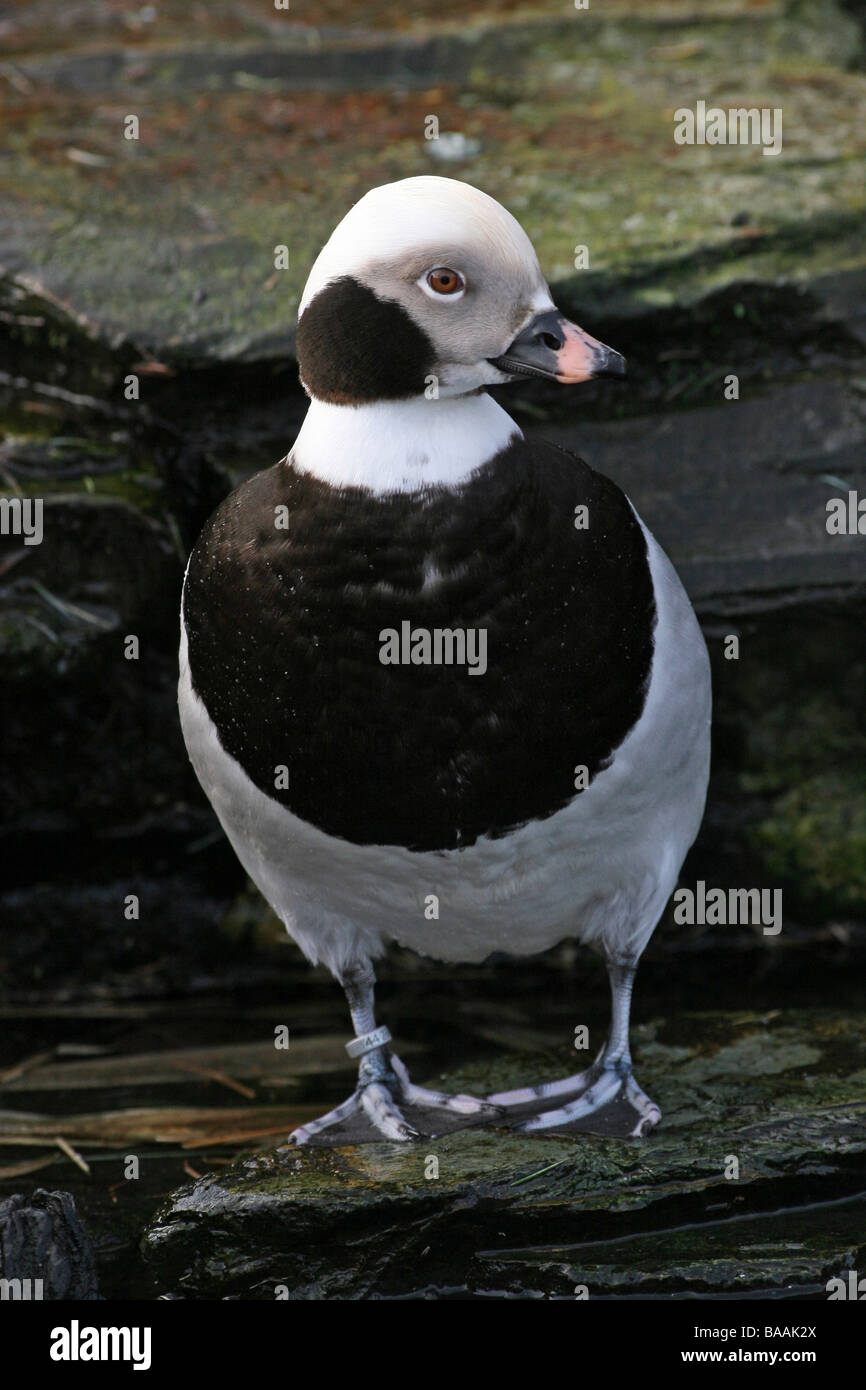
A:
[[0, 1189, 99, 1300], [141, 1009, 866, 1299], [547, 377, 866, 614]]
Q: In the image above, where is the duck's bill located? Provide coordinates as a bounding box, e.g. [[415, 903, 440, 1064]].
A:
[[489, 309, 626, 384]]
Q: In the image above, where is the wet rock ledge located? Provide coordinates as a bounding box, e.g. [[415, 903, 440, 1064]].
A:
[[142, 1008, 866, 1299]]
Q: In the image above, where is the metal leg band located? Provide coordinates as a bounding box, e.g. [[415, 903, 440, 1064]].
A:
[[345, 1025, 392, 1059]]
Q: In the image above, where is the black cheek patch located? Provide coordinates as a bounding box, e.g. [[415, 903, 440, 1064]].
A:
[[296, 275, 436, 403]]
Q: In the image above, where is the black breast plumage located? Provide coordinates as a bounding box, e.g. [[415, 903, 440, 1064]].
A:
[[183, 436, 656, 851]]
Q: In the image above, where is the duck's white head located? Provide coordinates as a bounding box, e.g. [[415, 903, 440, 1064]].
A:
[[296, 176, 625, 404]]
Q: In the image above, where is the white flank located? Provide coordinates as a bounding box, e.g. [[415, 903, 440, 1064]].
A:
[[178, 517, 712, 978]]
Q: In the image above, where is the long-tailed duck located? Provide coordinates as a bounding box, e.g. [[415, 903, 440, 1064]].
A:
[[179, 176, 711, 1143]]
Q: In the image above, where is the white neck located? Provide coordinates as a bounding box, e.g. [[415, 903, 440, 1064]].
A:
[[289, 393, 522, 494]]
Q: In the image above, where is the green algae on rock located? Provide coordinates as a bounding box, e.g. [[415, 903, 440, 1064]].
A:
[[1, 2, 864, 363]]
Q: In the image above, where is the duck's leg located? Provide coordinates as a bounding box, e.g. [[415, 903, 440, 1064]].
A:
[[289, 959, 500, 1145], [488, 952, 661, 1138]]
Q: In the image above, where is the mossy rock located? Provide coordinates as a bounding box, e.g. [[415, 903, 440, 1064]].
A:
[[1, 2, 865, 361], [142, 1008, 866, 1299], [751, 773, 866, 917], [704, 601, 866, 922]]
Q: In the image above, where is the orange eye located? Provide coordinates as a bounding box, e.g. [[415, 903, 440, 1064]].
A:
[[426, 267, 464, 295]]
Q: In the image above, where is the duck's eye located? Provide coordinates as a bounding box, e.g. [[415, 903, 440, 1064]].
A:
[[426, 267, 465, 295]]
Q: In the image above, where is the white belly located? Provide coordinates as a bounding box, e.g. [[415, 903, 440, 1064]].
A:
[[178, 517, 711, 976]]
